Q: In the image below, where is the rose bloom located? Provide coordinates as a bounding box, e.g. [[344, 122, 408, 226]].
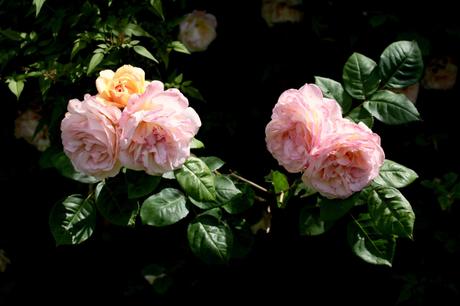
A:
[[265, 83, 342, 173], [178, 10, 217, 52], [14, 109, 50, 152], [119, 81, 201, 175], [422, 56, 458, 90], [61, 95, 122, 179], [96, 64, 150, 108], [391, 82, 420, 104], [302, 120, 385, 199], [261, 0, 304, 27]]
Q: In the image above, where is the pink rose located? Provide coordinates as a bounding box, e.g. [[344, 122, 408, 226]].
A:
[[119, 81, 201, 175], [178, 10, 217, 52], [14, 109, 50, 152], [261, 0, 304, 27], [422, 56, 458, 90], [302, 120, 385, 199], [96, 65, 150, 108], [61, 95, 122, 179], [265, 83, 342, 173]]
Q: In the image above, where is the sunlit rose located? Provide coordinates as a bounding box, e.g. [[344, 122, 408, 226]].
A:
[[265, 83, 342, 173], [302, 120, 385, 199], [178, 10, 217, 52], [119, 81, 201, 175], [261, 0, 304, 27], [422, 56, 457, 90], [96, 64, 150, 108], [14, 109, 50, 152], [61, 95, 122, 179]]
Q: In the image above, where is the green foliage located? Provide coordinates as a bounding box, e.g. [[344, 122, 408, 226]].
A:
[[141, 188, 188, 227], [187, 213, 234, 264], [342, 53, 380, 100], [174, 157, 216, 202], [314, 76, 352, 113], [422, 173, 460, 211], [49, 194, 96, 245], [373, 160, 418, 188]]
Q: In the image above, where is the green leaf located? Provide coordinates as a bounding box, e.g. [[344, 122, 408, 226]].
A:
[[379, 40, 423, 89], [133, 45, 159, 63], [0, 29, 24, 41], [299, 206, 333, 236], [190, 138, 204, 149], [345, 106, 374, 128], [125, 170, 161, 199], [71, 39, 87, 60], [52, 151, 99, 183], [199, 156, 225, 171], [368, 187, 415, 239], [347, 213, 396, 266], [123, 23, 153, 38], [266, 170, 289, 193], [314, 76, 352, 113], [33, 0, 46, 17], [342, 53, 380, 100], [187, 215, 233, 264], [373, 159, 418, 188], [150, 0, 165, 20], [6, 78, 24, 100], [222, 183, 254, 214], [364, 90, 421, 124], [319, 193, 359, 221], [169, 41, 190, 54], [87, 52, 104, 75], [175, 156, 216, 202], [96, 180, 139, 226], [49, 194, 96, 245], [140, 188, 188, 227], [187, 175, 241, 209]]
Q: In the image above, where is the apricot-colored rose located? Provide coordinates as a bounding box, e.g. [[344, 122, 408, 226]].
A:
[[302, 120, 385, 199], [178, 10, 217, 52], [119, 81, 201, 175], [265, 84, 342, 173], [261, 0, 304, 27], [14, 109, 50, 152], [96, 65, 149, 108], [422, 56, 457, 90], [61, 95, 122, 179]]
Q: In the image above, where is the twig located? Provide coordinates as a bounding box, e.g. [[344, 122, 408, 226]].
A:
[[229, 171, 269, 193]]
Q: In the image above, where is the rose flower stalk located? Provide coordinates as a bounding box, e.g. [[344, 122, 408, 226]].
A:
[[61, 65, 201, 179], [266, 83, 384, 199]]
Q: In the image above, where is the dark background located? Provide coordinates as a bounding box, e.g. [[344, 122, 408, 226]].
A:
[[1, 1, 460, 305]]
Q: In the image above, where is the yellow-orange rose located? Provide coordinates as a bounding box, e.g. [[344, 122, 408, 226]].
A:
[[96, 64, 149, 108]]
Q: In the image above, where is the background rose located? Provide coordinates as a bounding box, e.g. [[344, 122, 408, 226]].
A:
[[178, 10, 217, 52], [302, 120, 385, 199], [265, 83, 342, 173], [96, 65, 150, 108], [422, 56, 458, 90], [61, 94, 122, 179], [119, 81, 201, 175], [261, 0, 304, 27], [14, 109, 50, 152]]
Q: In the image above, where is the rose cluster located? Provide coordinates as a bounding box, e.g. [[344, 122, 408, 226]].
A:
[[61, 65, 201, 179], [265, 84, 384, 199]]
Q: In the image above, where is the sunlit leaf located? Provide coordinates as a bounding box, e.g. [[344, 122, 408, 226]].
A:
[[6, 78, 24, 100], [133, 45, 159, 63], [314, 76, 352, 113], [343, 53, 380, 100], [368, 187, 415, 239], [347, 213, 395, 266], [364, 90, 420, 124], [141, 188, 188, 227], [33, 0, 46, 17], [49, 194, 96, 245], [87, 52, 104, 75], [373, 159, 418, 188], [379, 40, 423, 88], [187, 214, 233, 264], [175, 157, 216, 202]]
